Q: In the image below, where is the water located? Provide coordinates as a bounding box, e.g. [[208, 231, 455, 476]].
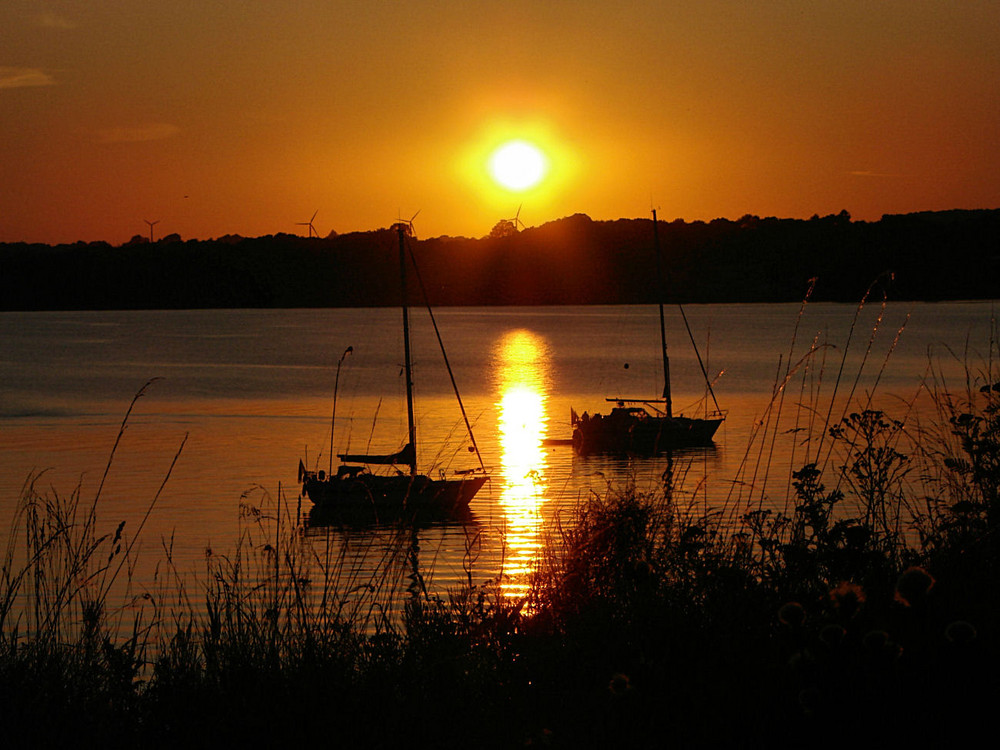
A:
[[0, 302, 995, 600]]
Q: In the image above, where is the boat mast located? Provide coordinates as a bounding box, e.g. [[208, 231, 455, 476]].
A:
[[329, 346, 352, 476], [397, 224, 418, 476], [652, 209, 673, 418]]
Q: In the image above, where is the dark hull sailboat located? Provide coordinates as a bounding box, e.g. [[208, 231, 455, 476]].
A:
[[572, 209, 725, 456], [300, 222, 488, 517], [572, 401, 723, 455], [302, 468, 488, 514]]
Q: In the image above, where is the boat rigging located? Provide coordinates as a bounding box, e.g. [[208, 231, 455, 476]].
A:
[[299, 221, 488, 518]]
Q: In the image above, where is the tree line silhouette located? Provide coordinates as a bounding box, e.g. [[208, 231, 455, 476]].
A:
[[1, 209, 997, 310]]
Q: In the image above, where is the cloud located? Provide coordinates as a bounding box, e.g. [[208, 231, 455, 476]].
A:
[[0, 67, 55, 89], [36, 12, 76, 30], [97, 123, 181, 143]]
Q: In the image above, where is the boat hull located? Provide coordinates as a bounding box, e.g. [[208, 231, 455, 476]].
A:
[[572, 409, 722, 455], [302, 471, 487, 518]]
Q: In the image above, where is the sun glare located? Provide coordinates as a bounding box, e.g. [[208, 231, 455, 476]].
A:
[[493, 328, 551, 598], [489, 140, 548, 191], [457, 122, 575, 230]]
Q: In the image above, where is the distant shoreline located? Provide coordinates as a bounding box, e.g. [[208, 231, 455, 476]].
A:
[[2, 209, 997, 311]]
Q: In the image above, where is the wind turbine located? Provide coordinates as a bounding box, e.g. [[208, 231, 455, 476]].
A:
[[144, 219, 160, 242], [508, 204, 525, 231], [297, 210, 318, 238], [487, 205, 523, 238], [392, 209, 420, 238]]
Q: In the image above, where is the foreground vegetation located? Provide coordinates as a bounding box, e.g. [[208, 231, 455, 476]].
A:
[[2, 329, 998, 748]]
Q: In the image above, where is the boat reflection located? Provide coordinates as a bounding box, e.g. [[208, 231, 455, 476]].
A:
[[493, 330, 551, 599], [305, 501, 476, 530]]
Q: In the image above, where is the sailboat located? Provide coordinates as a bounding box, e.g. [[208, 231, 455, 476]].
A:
[[571, 209, 726, 455], [299, 221, 488, 515]]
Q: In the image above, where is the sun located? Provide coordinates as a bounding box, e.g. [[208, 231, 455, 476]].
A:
[[488, 140, 548, 191]]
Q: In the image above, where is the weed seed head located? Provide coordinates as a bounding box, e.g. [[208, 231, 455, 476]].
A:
[[778, 601, 806, 628], [819, 623, 847, 649], [608, 672, 633, 696], [829, 581, 866, 619], [895, 566, 935, 608], [798, 686, 823, 716], [945, 620, 977, 646]]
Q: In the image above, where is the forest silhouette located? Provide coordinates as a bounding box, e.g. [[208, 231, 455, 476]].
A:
[[1, 209, 997, 310]]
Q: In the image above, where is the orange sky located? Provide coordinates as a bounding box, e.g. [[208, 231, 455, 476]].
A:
[[2, 1, 998, 244]]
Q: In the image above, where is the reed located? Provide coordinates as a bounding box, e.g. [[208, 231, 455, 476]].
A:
[[0, 474, 151, 744]]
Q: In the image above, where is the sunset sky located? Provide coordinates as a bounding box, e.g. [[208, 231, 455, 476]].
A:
[[2, 1, 998, 245]]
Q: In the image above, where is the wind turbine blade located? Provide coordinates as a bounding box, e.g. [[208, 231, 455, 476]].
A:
[[310, 209, 318, 222]]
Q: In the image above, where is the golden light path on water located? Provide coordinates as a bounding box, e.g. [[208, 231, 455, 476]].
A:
[[493, 329, 551, 599]]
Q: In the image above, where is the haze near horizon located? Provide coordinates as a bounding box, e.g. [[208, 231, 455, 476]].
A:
[[2, 1, 998, 245]]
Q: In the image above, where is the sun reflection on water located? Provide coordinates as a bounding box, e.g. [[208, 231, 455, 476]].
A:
[[493, 329, 551, 599]]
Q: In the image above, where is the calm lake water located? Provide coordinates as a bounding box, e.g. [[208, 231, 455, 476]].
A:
[[1, 302, 996, 599]]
